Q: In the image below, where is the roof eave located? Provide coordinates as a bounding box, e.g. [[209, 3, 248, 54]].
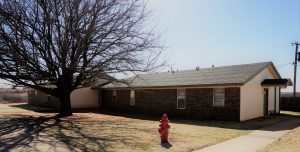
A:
[[91, 81, 112, 89], [269, 62, 282, 79], [243, 62, 281, 84], [99, 83, 244, 89]]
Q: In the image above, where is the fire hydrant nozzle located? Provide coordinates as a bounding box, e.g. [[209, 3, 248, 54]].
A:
[[158, 114, 170, 143]]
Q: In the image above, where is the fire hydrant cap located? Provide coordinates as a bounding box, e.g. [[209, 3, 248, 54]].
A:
[[161, 114, 169, 122]]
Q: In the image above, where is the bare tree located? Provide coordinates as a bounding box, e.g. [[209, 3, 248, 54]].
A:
[[0, 0, 163, 116]]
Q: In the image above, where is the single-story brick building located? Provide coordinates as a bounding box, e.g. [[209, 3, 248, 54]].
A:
[[93, 62, 292, 121], [28, 62, 292, 121], [28, 79, 110, 109]]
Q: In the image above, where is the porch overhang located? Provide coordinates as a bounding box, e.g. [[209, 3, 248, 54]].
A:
[[261, 79, 293, 88]]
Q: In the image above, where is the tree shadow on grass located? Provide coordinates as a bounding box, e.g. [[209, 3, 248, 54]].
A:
[[0, 116, 58, 152], [0, 116, 135, 152]]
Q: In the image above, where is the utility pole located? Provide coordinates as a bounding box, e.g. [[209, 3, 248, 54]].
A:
[[292, 42, 300, 99]]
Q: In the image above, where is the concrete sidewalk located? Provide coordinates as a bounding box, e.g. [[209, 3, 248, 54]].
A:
[[195, 118, 300, 152]]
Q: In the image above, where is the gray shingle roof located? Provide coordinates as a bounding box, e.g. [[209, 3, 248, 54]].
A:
[[101, 62, 278, 89]]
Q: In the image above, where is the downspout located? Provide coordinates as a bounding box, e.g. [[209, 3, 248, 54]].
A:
[[279, 88, 281, 114], [274, 87, 277, 116]]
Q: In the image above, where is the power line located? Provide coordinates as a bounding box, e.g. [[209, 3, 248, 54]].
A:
[[276, 62, 293, 67]]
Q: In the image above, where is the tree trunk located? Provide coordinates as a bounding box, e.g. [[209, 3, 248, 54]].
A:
[[58, 90, 73, 117]]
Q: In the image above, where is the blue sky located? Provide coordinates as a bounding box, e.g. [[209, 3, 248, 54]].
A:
[[148, 0, 300, 92], [0, 0, 299, 92]]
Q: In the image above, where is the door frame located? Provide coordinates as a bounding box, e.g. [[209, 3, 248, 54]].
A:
[[264, 88, 269, 115], [101, 90, 110, 108]]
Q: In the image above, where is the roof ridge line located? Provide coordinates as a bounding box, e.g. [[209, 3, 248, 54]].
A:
[[133, 61, 273, 76]]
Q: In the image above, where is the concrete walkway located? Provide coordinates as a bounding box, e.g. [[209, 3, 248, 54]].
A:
[[195, 118, 300, 152]]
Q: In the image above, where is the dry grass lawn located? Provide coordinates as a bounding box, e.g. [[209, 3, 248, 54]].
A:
[[41, 114, 286, 152], [0, 103, 53, 115], [0, 103, 289, 152], [258, 111, 300, 152]]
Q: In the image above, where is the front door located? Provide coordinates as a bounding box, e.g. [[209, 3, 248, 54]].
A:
[[264, 88, 269, 115], [101, 90, 110, 108]]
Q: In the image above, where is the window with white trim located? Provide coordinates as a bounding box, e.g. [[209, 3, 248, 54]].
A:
[[177, 89, 186, 109], [112, 90, 116, 102], [130, 90, 135, 105], [213, 88, 225, 107]]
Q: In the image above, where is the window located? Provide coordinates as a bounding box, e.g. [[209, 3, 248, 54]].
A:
[[130, 90, 135, 105], [213, 88, 225, 107], [112, 90, 116, 102], [177, 89, 186, 109]]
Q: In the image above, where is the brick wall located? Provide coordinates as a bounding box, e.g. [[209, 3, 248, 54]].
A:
[[106, 87, 240, 121]]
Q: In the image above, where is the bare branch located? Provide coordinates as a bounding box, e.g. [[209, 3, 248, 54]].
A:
[[0, 0, 165, 115]]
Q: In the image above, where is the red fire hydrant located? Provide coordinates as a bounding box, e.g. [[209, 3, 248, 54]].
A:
[[158, 114, 170, 143]]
